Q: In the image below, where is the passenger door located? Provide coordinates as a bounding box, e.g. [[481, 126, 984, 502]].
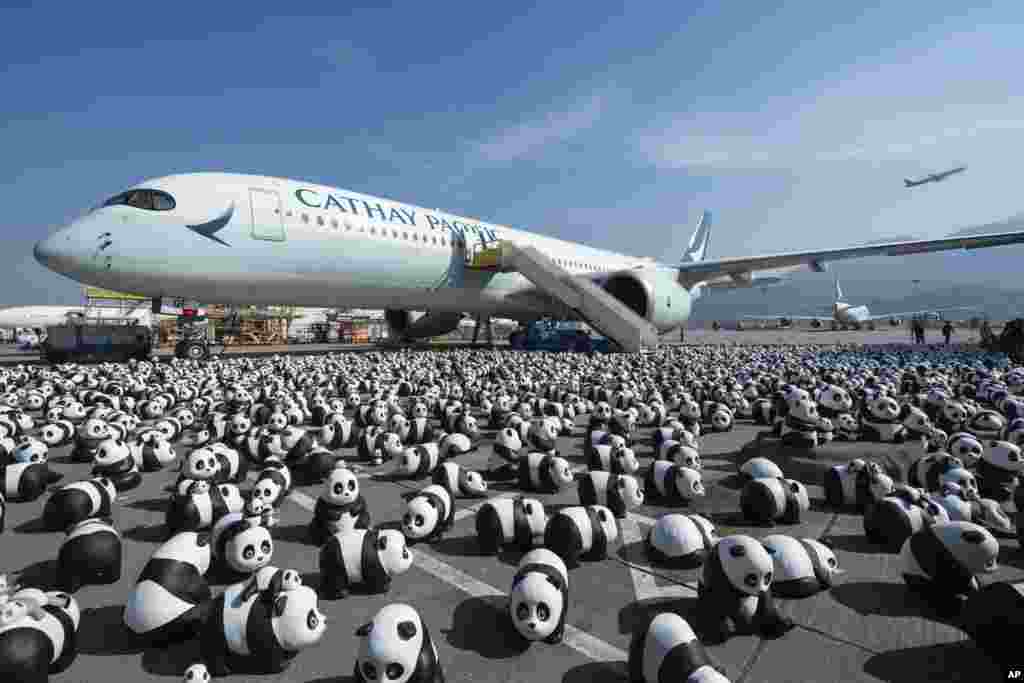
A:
[[249, 188, 286, 241]]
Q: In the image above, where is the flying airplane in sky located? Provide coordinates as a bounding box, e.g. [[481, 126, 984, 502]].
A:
[[904, 165, 967, 188], [31, 172, 1024, 355], [741, 277, 978, 330]]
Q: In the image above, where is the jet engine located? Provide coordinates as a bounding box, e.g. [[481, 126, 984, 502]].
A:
[[600, 269, 692, 332], [384, 310, 463, 340], [811, 319, 823, 329]]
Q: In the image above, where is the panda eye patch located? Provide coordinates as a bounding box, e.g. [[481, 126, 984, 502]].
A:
[[260, 540, 271, 554], [524, 503, 533, 514], [243, 545, 255, 560], [362, 662, 378, 679], [744, 573, 758, 587], [414, 515, 424, 526], [378, 536, 388, 550], [348, 480, 357, 491], [333, 483, 344, 495], [386, 663, 405, 679], [307, 610, 319, 630], [516, 603, 529, 620]]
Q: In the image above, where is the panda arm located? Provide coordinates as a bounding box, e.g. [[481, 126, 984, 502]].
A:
[[754, 591, 794, 637]]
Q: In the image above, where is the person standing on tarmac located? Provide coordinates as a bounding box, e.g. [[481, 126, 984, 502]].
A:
[[942, 321, 954, 345]]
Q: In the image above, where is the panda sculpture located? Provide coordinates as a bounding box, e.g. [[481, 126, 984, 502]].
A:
[[0, 588, 81, 683], [42, 477, 118, 532], [860, 396, 907, 443], [353, 603, 444, 683], [577, 471, 644, 519], [823, 459, 894, 512], [320, 528, 414, 599], [132, 432, 177, 472], [308, 463, 370, 546], [123, 530, 212, 646], [907, 453, 965, 492], [946, 432, 983, 467], [2, 461, 61, 502], [588, 443, 640, 475], [211, 505, 275, 581], [317, 417, 356, 449], [165, 481, 246, 536], [645, 514, 717, 569], [900, 520, 999, 616], [198, 580, 326, 676], [400, 484, 454, 544], [56, 518, 122, 592], [656, 442, 702, 471], [834, 413, 860, 441], [627, 613, 731, 683], [740, 477, 811, 526], [431, 462, 488, 498], [737, 457, 783, 483], [508, 548, 569, 645], [644, 461, 705, 505], [92, 438, 142, 492], [38, 420, 75, 448], [475, 497, 548, 554], [543, 504, 618, 566], [974, 440, 1023, 503], [518, 452, 574, 493], [778, 398, 820, 448], [697, 534, 794, 644], [491, 426, 524, 472], [864, 485, 950, 553], [251, 459, 292, 526], [760, 535, 843, 598], [960, 580, 1024, 671], [393, 444, 442, 479]]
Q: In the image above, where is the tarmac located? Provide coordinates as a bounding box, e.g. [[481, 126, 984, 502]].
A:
[[4, 369, 1022, 682]]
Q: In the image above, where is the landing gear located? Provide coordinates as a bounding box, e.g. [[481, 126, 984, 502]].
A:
[[175, 340, 208, 360]]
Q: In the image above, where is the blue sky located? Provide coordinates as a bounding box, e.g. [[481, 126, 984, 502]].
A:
[[4, 2, 1024, 304]]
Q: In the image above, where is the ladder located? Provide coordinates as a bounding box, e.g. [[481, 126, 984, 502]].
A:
[[471, 240, 659, 353]]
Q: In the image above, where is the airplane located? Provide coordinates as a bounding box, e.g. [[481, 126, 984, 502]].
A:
[[904, 165, 967, 188], [31, 172, 1024, 356], [0, 302, 189, 332], [740, 277, 979, 330]]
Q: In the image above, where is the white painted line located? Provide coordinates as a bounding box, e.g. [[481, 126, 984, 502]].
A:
[[619, 515, 696, 602], [282, 486, 627, 664]]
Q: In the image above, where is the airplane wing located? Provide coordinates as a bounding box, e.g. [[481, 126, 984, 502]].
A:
[[675, 228, 1024, 289], [862, 305, 980, 321], [738, 314, 828, 320]]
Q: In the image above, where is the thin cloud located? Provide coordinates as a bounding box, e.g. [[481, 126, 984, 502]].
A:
[[473, 91, 607, 163]]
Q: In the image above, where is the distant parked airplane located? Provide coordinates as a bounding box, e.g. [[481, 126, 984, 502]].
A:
[[904, 165, 967, 188]]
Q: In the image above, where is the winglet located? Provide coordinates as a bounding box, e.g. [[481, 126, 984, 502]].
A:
[[681, 210, 712, 263]]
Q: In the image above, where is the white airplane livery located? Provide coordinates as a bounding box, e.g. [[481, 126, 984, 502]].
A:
[[31, 172, 1024, 347]]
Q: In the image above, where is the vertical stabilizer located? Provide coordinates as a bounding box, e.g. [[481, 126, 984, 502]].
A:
[[680, 211, 712, 263], [834, 276, 844, 303]]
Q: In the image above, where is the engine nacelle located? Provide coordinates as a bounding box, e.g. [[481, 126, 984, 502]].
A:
[[601, 269, 691, 332], [385, 309, 463, 340]]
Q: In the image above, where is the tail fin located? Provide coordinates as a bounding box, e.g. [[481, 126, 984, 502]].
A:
[[680, 210, 712, 263], [834, 276, 844, 303]]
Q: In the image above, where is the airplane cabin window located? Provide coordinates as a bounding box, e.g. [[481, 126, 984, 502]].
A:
[[331, 219, 339, 229], [432, 236, 437, 244], [403, 231, 409, 240], [302, 213, 310, 223], [317, 216, 325, 226], [101, 189, 176, 211], [370, 227, 376, 235]]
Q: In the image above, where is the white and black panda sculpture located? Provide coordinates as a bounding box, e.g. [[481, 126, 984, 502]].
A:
[[91, 438, 141, 492], [211, 509, 275, 581], [42, 477, 118, 532], [645, 513, 717, 569], [308, 463, 370, 546], [518, 452, 574, 493], [431, 462, 488, 498], [251, 459, 292, 526], [123, 530, 212, 646], [627, 613, 731, 683], [577, 471, 644, 518], [0, 588, 81, 683], [198, 580, 326, 676], [400, 484, 454, 544], [644, 461, 705, 505], [354, 603, 444, 683], [739, 477, 811, 526], [900, 520, 999, 616], [56, 518, 122, 592], [760, 535, 843, 598], [696, 534, 794, 644], [588, 443, 640, 475], [737, 457, 783, 483], [2, 461, 62, 502], [475, 497, 548, 554], [778, 398, 820, 448], [860, 396, 907, 443], [165, 481, 246, 536], [823, 459, 894, 512], [319, 528, 413, 599], [393, 444, 442, 479], [975, 439, 1023, 503], [863, 485, 950, 553], [132, 432, 177, 472], [543, 504, 618, 566], [907, 453, 965, 492], [656, 441, 701, 471], [508, 548, 568, 645]]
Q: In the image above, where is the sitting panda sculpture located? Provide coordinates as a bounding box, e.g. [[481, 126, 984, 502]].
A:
[[308, 463, 370, 547], [353, 603, 444, 683], [508, 548, 568, 645], [900, 520, 999, 617]]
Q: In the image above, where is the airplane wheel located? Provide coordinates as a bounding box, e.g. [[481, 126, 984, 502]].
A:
[[177, 341, 208, 360]]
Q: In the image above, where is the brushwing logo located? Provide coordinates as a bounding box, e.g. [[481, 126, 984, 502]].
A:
[[187, 203, 234, 246]]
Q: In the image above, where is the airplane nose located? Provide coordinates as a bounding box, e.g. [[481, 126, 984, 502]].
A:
[[33, 234, 58, 268]]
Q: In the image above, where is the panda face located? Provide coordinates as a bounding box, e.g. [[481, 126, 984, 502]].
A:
[[718, 535, 774, 596], [80, 418, 109, 442], [496, 428, 522, 452], [982, 440, 1024, 473], [870, 397, 900, 421], [933, 521, 999, 575], [325, 467, 359, 504], [942, 401, 967, 423], [675, 467, 705, 499], [94, 438, 131, 467], [948, 434, 983, 464], [672, 445, 701, 471], [616, 476, 645, 507], [546, 457, 574, 488], [785, 479, 811, 512], [510, 572, 563, 641], [941, 468, 978, 498], [377, 529, 414, 575], [402, 495, 439, 540], [227, 524, 273, 574], [266, 412, 289, 433], [461, 470, 487, 495], [184, 449, 221, 480], [0, 599, 32, 625], [271, 585, 327, 652], [12, 437, 47, 464], [356, 604, 424, 683]]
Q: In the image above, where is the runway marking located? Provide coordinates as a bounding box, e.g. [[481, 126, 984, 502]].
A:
[[619, 515, 696, 602], [282, 486, 627, 664]]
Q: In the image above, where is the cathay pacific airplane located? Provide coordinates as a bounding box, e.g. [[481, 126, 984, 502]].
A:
[[31, 172, 1024, 346]]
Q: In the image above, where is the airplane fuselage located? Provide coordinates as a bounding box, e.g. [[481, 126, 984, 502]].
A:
[[35, 173, 684, 328], [833, 302, 871, 324]]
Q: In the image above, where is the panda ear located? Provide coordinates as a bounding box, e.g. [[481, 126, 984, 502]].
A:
[[990, 440, 999, 448], [962, 529, 986, 544], [397, 620, 418, 640], [355, 621, 373, 637], [789, 481, 801, 493], [729, 543, 747, 558], [273, 594, 288, 617]]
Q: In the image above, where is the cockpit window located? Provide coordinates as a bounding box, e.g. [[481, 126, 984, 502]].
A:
[[101, 189, 176, 211]]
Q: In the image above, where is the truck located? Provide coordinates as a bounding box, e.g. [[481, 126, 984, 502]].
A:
[[42, 319, 153, 363], [508, 319, 613, 352]]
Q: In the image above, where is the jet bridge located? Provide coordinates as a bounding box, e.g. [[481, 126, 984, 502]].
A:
[[467, 241, 660, 353]]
